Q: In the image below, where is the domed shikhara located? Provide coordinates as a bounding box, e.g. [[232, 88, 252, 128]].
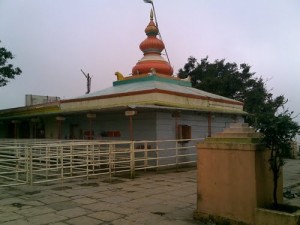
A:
[[132, 10, 173, 76]]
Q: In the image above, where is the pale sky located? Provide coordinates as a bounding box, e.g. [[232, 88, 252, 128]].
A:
[[0, 0, 300, 125]]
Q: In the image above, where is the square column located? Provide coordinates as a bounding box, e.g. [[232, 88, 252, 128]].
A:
[[194, 123, 283, 225]]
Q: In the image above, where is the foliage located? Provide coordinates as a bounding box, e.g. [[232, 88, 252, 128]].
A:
[[259, 110, 300, 206], [178, 56, 292, 127], [0, 41, 22, 87], [178, 56, 300, 206]]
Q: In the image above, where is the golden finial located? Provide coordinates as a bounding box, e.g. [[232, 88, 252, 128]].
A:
[[150, 9, 153, 20]]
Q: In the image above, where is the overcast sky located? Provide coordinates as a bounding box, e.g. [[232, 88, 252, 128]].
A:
[[1, 0, 300, 125]]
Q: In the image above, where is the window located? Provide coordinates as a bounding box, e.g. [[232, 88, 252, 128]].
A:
[[177, 125, 191, 141]]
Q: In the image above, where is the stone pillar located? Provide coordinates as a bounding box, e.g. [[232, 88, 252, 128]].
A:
[[11, 120, 20, 139], [56, 116, 65, 139], [194, 123, 283, 225]]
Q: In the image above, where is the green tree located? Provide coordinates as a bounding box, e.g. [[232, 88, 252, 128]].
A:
[[259, 110, 299, 207], [178, 56, 287, 127], [179, 56, 300, 207], [0, 41, 22, 87]]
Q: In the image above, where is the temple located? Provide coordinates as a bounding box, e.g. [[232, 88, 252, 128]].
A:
[[0, 10, 246, 141]]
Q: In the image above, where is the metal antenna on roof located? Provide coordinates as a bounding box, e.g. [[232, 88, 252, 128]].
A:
[[81, 69, 92, 94], [143, 0, 171, 66]]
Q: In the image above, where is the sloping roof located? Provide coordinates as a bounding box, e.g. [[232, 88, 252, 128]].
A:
[[0, 75, 246, 120], [60, 75, 245, 115], [74, 75, 241, 105]]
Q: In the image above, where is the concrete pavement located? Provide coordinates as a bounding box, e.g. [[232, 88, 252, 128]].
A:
[[1, 159, 300, 225], [0, 168, 202, 225], [283, 159, 300, 206]]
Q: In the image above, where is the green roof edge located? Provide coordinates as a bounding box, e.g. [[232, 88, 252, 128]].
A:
[[113, 75, 192, 87]]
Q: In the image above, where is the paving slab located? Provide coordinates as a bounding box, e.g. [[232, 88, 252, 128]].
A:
[[39, 195, 70, 204], [72, 196, 98, 204], [56, 207, 89, 218], [88, 210, 124, 221], [47, 201, 79, 211], [27, 213, 67, 225], [81, 201, 116, 211], [16, 206, 55, 217], [0, 212, 24, 223], [1, 219, 32, 225], [65, 215, 101, 225], [101, 195, 131, 204]]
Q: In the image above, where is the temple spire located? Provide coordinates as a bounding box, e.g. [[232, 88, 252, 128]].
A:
[[131, 10, 173, 77]]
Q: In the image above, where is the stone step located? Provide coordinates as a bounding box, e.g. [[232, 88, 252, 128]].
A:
[[228, 123, 249, 129], [205, 137, 261, 144], [197, 142, 262, 151], [222, 127, 255, 133], [214, 132, 262, 138]]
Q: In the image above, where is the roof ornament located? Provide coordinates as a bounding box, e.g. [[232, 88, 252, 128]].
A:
[[115, 72, 125, 81], [81, 69, 92, 94], [150, 8, 154, 21], [181, 75, 191, 82], [148, 68, 156, 76], [143, 0, 171, 65]]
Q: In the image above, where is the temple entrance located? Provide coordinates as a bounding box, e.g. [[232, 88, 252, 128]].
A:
[[70, 124, 81, 139]]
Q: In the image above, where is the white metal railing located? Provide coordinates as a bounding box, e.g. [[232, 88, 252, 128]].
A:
[[0, 138, 202, 186]]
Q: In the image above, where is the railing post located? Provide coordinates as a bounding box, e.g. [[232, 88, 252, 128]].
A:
[[86, 145, 89, 180], [15, 147, 19, 182], [29, 146, 33, 185], [108, 143, 112, 181], [91, 144, 95, 174], [60, 146, 64, 184], [176, 141, 178, 171], [56, 146, 59, 169], [25, 146, 29, 184], [130, 141, 135, 179], [70, 144, 73, 176], [46, 145, 49, 181], [156, 143, 159, 171], [144, 142, 148, 172]]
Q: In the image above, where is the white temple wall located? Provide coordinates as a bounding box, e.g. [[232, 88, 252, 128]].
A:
[[42, 111, 157, 140], [155, 111, 244, 165], [41, 110, 243, 141]]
